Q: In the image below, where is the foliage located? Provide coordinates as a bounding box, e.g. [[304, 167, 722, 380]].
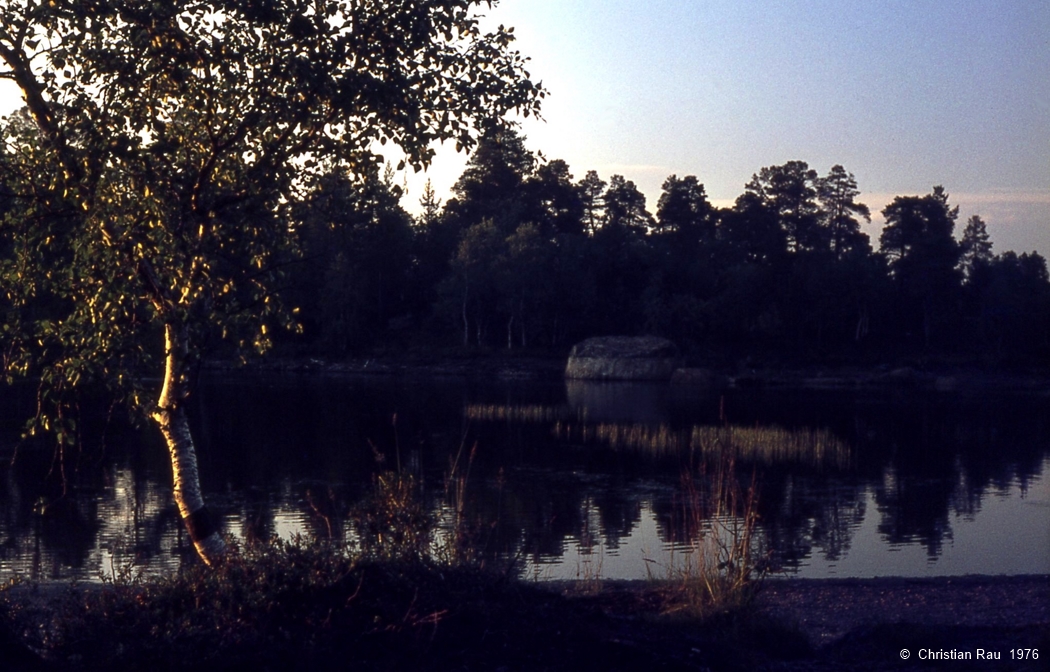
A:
[[1, 537, 479, 670], [524, 158, 585, 237], [602, 174, 654, 235], [276, 124, 1049, 365], [656, 174, 715, 240], [291, 165, 415, 353], [0, 0, 544, 429], [3, 2, 1043, 388], [721, 191, 785, 266], [354, 471, 433, 562], [880, 186, 960, 270], [816, 164, 871, 258], [959, 214, 993, 279], [577, 169, 606, 235], [879, 186, 963, 349], [745, 160, 823, 253], [968, 250, 1050, 359], [444, 124, 536, 235], [0, 530, 814, 671], [284, 138, 1050, 364]]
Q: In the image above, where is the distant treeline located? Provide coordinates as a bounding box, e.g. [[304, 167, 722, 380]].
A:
[[3, 120, 1046, 368], [281, 127, 1048, 366]]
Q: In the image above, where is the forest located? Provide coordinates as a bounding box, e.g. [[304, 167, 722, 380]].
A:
[[282, 126, 1049, 367], [3, 118, 1049, 370]]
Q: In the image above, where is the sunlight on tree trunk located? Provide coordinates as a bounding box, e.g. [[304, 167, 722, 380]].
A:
[[152, 324, 225, 565]]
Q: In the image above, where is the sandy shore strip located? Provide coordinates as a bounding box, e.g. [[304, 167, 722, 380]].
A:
[[754, 575, 1050, 646]]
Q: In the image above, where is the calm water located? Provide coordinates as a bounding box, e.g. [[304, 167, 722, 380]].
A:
[[1, 373, 1047, 583]]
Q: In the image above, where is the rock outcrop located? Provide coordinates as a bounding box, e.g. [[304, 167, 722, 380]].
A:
[[565, 336, 681, 380]]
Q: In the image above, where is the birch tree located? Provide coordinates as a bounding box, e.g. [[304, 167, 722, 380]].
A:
[[0, 0, 542, 565]]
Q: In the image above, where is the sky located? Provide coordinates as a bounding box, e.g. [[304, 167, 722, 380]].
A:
[[1, 0, 1047, 257], [405, 0, 1050, 257]]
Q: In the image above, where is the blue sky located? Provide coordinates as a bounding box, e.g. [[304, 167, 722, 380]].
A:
[[2, 0, 1047, 256], [413, 0, 1050, 256]]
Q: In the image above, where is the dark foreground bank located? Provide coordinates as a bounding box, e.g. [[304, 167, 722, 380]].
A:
[[2, 557, 1046, 672]]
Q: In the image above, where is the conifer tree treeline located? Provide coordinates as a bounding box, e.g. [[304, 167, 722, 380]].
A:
[[277, 128, 1049, 364], [6, 121, 1046, 365], [282, 127, 1048, 364]]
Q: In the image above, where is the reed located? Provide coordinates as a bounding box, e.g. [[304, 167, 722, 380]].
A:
[[552, 421, 850, 469], [468, 400, 850, 469], [352, 471, 432, 562], [658, 453, 768, 618], [570, 498, 606, 594], [434, 438, 479, 565], [463, 403, 583, 423]]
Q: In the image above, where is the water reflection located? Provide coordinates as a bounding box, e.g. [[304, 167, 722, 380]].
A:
[[565, 380, 671, 424], [1, 375, 1047, 583]]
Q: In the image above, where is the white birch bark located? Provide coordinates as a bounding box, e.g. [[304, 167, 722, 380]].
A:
[[152, 323, 225, 565]]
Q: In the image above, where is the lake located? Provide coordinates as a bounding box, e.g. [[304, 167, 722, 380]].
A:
[[1, 372, 1047, 583]]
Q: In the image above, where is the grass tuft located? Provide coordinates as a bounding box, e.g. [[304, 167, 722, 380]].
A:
[[353, 471, 432, 562], [655, 452, 769, 619]]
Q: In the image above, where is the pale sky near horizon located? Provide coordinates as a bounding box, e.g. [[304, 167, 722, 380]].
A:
[[2, 0, 1047, 257]]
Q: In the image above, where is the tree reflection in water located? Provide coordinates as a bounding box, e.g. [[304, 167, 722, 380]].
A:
[[0, 376, 1047, 582]]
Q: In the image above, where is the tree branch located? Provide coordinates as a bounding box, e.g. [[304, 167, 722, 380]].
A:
[[0, 41, 83, 189]]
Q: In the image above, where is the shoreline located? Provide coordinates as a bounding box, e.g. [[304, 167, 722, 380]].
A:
[[749, 574, 1050, 644], [4, 571, 1047, 670], [203, 354, 1050, 393], [546, 573, 1049, 669], [9, 572, 1046, 633]]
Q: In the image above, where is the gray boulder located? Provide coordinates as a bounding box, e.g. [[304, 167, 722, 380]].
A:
[[565, 336, 681, 380]]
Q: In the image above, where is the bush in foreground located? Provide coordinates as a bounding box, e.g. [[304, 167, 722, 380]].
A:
[[1, 537, 807, 672], [0, 463, 776, 670]]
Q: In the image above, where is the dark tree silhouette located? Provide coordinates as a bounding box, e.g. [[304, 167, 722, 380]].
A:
[[721, 191, 787, 265], [656, 174, 716, 242], [971, 250, 1050, 358], [959, 214, 993, 280], [444, 126, 536, 235], [578, 170, 607, 236], [524, 159, 585, 238], [817, 165, 871, 258], [745, 161, 824, 253], [293, 167, 415, 353], [879, 187, 962, 349], [602, 174, 654, 235]]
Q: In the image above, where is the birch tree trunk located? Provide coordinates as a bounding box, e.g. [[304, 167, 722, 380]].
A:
[[151, 323, 225, 565]]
